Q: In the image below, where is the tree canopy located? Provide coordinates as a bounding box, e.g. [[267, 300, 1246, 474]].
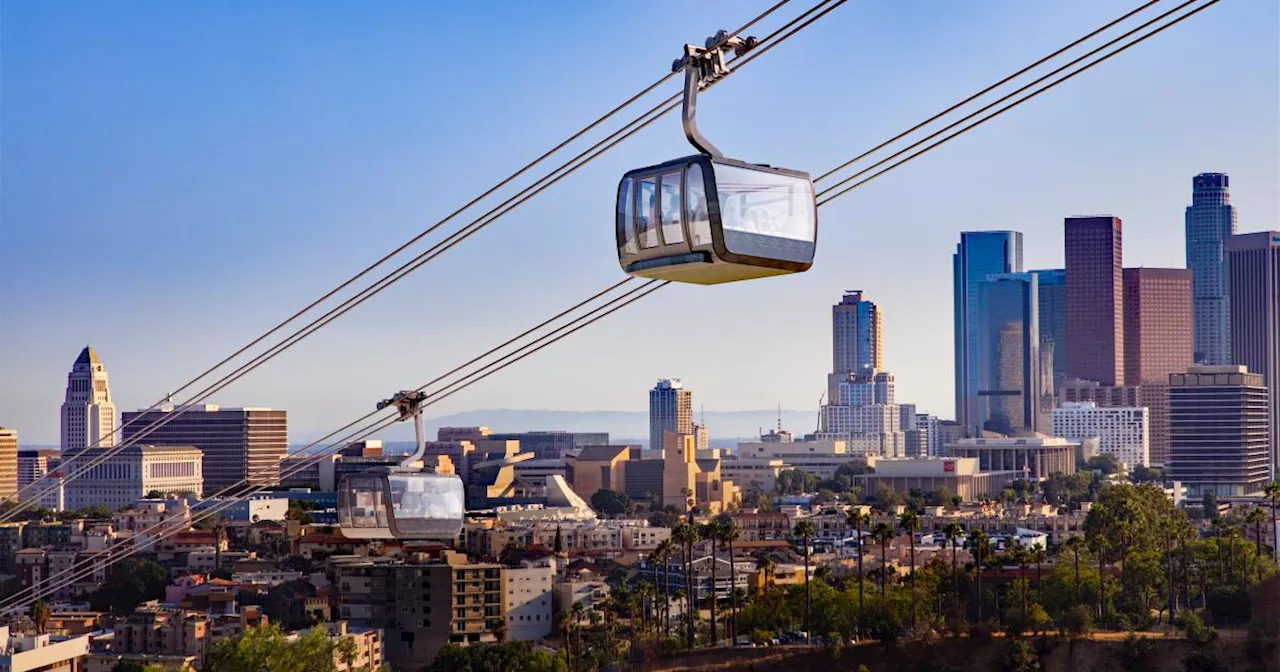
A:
[[204, 623, 372, 672], [426, 641, 566, 672], [89, 559, 167, 614], [589, 489, 631, 516]]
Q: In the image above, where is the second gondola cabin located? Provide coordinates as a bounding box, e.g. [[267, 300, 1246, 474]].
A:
[[616, 154, 816, 284]]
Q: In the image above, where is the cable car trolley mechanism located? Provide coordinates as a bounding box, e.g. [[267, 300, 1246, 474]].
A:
[[337, 390, 465, 540], [617, 30, 817, 285]]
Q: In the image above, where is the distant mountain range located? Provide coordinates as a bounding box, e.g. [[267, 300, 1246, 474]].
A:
[[298, 408, 820, 449]]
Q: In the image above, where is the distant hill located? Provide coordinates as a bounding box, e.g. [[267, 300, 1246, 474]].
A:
[[305, 408, 819, 448]]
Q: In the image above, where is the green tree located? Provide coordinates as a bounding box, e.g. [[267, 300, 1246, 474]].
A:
[[794, 519, 816, 643], [999, 639, 1041, 672], [1246, 507, 1268, 583], [1130, 466, 1163, 484], [672, 522, 699, 648], [589, 489, 631, 516], [89, 559, 167, 614], [872, 523, 895, 598], [426, 640, 567, 672], [205, 623, 362, 672], [1085, 454, 1121, 475]]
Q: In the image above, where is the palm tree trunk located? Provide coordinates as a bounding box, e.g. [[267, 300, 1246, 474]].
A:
[[803, 538, 812, 644], [909, 536, 917, 634], [709, 538, 718, 645], [685, 540, 694, 649], [975, 543, 983, 621], [1072, 547, 1081, 607], [1256, 521, 1264, 583], [880, 540, 888, 598], [728, 537, 737, 645], [951, 540, 959, 612], [663, 560, 671, 639], [1097, 548, 1107, 624], [857, 524, 865, 637]]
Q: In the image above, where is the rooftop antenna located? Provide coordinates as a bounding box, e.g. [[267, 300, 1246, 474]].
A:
[[777, 404, 782, 433], [701, 404, 706, 426]]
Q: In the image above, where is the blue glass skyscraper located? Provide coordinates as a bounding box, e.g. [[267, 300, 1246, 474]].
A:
[[972, 273, 1041, 436], [1186, 173, 1238, 365], [954, 231, 1023, 433]]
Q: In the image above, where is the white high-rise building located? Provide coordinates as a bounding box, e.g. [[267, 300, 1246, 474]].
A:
[[60, 346, 116, 460], [1185, 173, 1238, 365], [1052, 401, 1150, 468]]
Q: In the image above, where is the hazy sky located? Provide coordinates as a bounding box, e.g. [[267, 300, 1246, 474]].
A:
[[3, 0, 1277, 444]]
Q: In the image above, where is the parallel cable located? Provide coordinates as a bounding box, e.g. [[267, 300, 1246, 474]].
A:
[[5, 0, 1215, 607], [0, 279, 666, 611], [2, 0, 810, 521], [811, 0, 1161, 184], [816, 0, 1218, 205]]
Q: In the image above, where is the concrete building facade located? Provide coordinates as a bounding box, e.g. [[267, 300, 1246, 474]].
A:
[[60, 347, 116, 460], [122, 405, 287, 492], [1228, 231, 1280, 478], [1052, 402, 1150, 468], [1169, 365, 1270, 497]]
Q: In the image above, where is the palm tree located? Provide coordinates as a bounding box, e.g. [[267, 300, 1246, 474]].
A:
[[969, 529, 988, 621], [571, 601, 586, 666], [943, 522, 963, 612], [699, 521, 719, 644], [794, 519, 816, 644], [1265, 481, 1280, 562], [655, 538, 676, 638], [899, 510, 920, 633], [1062, 537, 1086, 607], [30, 599, 49, 636], [872, 522, 894, 598], [1090, 536, 1109, 624], [673, 522, 700, 648], [1247, 507, 1268, 583], [756, 554, 776, 595], [848, 508, 871, 636], [715, 516, 741, 644], [557, 611, 574, 672], [1032, 541, 1046, 607]]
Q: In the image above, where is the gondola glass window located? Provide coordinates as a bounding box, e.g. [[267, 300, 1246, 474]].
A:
[[715, 163, 815, 242], [637, 177, 659, 249], [659, 171, 683, 244], [686, 163, 712, 247], [617, 179, 637, 255]]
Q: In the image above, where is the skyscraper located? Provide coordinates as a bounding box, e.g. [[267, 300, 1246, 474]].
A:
[[1031, 269, 1067, 393], [954, 231, 1024, 430], [1052, 402, 1150, 469], [1169, 365, 1269, 497], [648, 379, 692, 450], [832, 290, 882, 376], [0, 428, 17, 501], [970, 273, 1040, 436], [1228, 231, 1280, 477], [1186, 173, 1238, 365], [121, 405, 287, 492], [60, 346, 117, 460], [1122, 267, 1193, 384], [1065, 216, 1124, 385]]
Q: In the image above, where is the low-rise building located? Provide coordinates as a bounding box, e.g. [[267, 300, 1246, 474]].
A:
[[944, 435, 1081, 480], [0, 628, 90, 672], [503, 552, 556, 641], [335, 551, 505, 671]]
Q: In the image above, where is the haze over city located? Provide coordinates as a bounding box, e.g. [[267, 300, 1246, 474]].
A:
[[3, 0, 1277, 445]]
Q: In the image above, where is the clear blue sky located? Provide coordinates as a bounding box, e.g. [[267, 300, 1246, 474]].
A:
[[2, 0, 1276, 444]]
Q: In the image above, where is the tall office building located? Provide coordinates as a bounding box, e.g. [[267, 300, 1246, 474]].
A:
[[954, 231, 1024, 431], [1052, 402, 1150, 469], [121, 405, 287, 492], [649, 380, 692, 450], [0, 428, 16, 501], [1228, 231, 1280, 477], [831, 290, 882, 379], [1123, 268, 1193, 384], [1065, 216, 1124, 385], [820, 371, 906, 457], [60, 346, 116, 460], [1032, 269, 1068, 393], [1185, 173, 1238, 365], [1169, 365, 1269, 496], [969, 272, 1040, 436]]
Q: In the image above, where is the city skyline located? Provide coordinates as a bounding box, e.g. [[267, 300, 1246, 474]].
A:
[[3, 1, 1278, 446]]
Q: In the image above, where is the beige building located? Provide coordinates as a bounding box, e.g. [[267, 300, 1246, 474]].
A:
[[0, 428, 17, 501], [0, 628, 90, 672], [503, 553, 555, 642], [730, 439, 861, 480], [566, 445, 631, 500], [336, 551, 505, 671], [663, 434, 737, 514], [944, 435, 1080, 480], [852, 456, 1020, 502]]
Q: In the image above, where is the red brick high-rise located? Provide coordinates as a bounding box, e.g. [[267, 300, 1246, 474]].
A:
[[1123, 268, 1193, 384], [1065, 216, 1124, 385]]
